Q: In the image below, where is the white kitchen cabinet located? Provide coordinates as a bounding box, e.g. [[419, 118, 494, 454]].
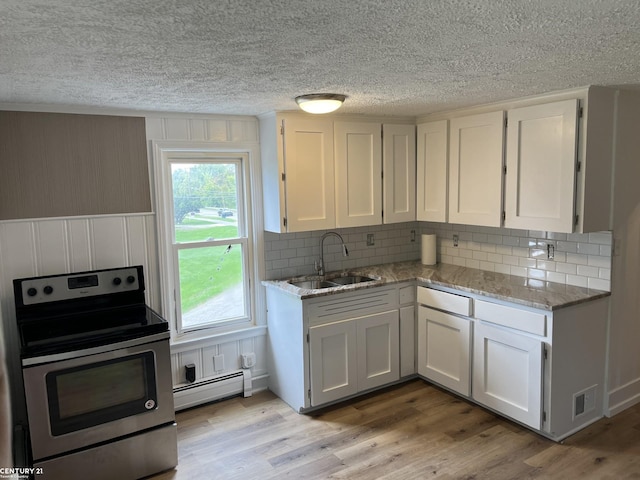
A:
[[448, 111, 505, 227], [309, 319, 358, 406], [416, 120, 448, 222], [504, 99, 579, 233], [310, 309, 399, 406], [383, 124, 416, 224], [472, 321, 544, 429], [417, 306, 471, 396], [266, 284, 402, 412], [334, 121, 382, 227], [357, 310, 400, 391], [416, 284, 608, 440], [259, 113, 335, 232]]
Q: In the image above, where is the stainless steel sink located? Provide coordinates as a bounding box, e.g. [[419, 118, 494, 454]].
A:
[[288, 274, 378, 290], [328, 275, 376, 285], [288, 279, 337, 289]]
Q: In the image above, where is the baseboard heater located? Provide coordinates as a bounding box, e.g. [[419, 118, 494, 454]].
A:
[[173, 369, 252, 411]]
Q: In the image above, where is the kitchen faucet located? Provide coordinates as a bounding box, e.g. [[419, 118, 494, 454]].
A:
[[315, 231, 349, 276]]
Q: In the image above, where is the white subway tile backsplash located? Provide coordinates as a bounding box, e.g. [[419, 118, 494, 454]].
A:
[[264, 222, 612, 292]]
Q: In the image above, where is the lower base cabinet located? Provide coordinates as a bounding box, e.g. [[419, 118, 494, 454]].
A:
[[472, 321, 543, 429], [417, 306, 471, 396], [309, 310, 399, 406], [417, 285, 608, 441]]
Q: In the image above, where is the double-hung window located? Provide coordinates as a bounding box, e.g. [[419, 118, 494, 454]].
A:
[[154, 148, 254, 338]]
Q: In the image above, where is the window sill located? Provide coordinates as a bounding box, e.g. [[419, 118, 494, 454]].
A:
[[169, 324, 267, 354]]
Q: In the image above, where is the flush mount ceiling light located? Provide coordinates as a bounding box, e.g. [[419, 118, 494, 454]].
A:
[[295, 93, 346, 114]]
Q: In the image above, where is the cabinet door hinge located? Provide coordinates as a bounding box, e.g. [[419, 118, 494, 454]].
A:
[[575, 214, 579, 226], [542, 411, 547, 422], [543, 346, 548, 360], [579, 107, 584, 118], [280, 123, 284, 135], [281, 172, 286, 181], [576, 161, 581, 173], [502, 211, 506, 222], [504, 117, 508, 128], [308, 389, 312, 400], [503, 165, 507, 175], [283, 217, 287, 227], [306, 333, 309, 343]]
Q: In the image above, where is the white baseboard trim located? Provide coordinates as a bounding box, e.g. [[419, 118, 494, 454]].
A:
[[606, 377, 640, 416]]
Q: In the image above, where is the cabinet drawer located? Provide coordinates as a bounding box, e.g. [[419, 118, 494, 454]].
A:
[[475, 300, 547, 336], [417, 286, 471, 316], [308, 288, 397, 325]]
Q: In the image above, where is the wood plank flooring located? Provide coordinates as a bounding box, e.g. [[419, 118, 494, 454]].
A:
[[149, 380, 640, 479]]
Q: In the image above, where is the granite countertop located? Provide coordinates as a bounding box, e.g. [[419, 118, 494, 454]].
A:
[[262, 260, 610, 311]]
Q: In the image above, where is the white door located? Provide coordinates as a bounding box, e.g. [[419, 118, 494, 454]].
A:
[[504, 99, 579, 233], [448, 111, 505, 227], [283, 117, 335, 231], [334, 122, 382, 227], [472, 322, 544, 429], [309, 319, 358, 406], [357, 310, 400, 391], [383, 124, 416, 224], [417, 306, 471, 396], [416, 120, 448, 222]]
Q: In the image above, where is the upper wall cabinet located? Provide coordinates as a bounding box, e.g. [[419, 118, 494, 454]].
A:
[[334, 122, 382, 228], [504, 100, 579, 232], [448, 111, 505, 228], [260, 114, 335, 232], [260, 113, 415, 233], [383, 124, 416, 224], [416, 120, 448, 223]]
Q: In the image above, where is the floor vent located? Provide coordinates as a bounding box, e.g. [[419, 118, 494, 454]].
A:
[[173, 369, 252, 411]]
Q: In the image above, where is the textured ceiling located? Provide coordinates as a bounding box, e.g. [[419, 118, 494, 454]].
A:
[[1, 0, 639, 117]]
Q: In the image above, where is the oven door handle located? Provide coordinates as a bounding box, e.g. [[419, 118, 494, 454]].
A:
[[21, 331, 170, 367]]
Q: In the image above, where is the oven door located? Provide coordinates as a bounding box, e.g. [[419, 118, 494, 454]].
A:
[[22, 334, 175, 461]]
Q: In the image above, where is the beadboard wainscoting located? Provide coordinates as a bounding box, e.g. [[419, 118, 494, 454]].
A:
[[0, 213, 159, 425]]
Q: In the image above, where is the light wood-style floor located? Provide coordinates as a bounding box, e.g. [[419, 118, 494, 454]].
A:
[[150, 380, 640, 479]]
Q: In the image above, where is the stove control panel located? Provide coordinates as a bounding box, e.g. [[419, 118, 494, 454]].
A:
[[17, 266, 142, 306]]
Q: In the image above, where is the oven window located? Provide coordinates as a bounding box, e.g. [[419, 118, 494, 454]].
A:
[[46, 352, 157, 436]]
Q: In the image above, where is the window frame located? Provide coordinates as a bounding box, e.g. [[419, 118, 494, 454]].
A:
[[152, 142, 261, 344]]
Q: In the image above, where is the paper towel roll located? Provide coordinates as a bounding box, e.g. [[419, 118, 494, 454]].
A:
[[421, 234, 437, 265]]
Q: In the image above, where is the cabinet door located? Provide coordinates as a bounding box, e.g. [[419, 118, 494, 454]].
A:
[[383, 124, 416, 224], [416, 120, 448, 222], [417, 306, 471, 396], [357, 310, 400, 391], [505, 99, 579, 233], [473, 322, 543, 429], [283, 117, 335, 232], [448, 111, 505, 227], [309, 320, 358, 406], [334, 122, 382, 227], [399, 305, 416, 377]]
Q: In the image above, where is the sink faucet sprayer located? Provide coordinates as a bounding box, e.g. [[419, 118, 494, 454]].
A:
[[315, 232, 349, 276]]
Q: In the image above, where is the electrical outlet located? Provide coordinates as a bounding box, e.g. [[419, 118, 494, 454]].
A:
[[367, 233, 375, 246], [410, 230, 416, 242], [453, 234, 459, 247], [213, 354, 225, 372], [241, 352, 256, 369], [547, 244, 555, 259]]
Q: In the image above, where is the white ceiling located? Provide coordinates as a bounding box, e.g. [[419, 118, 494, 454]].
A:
[[1, 0, 639, 117]]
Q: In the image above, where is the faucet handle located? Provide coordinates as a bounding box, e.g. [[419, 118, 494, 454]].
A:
[[314, 259, 323, 275]]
